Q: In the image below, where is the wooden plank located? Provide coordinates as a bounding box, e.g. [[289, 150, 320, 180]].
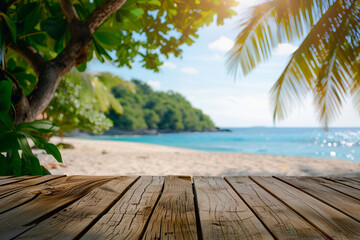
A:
[[15, 176, 138, 240], [0, 176, 14, 180], [81, 176, 164, 240], [251, 176, 360, 239], [0, 175, 65, 198], [0, 175, 39, 186], [326, 177, 360, 191], [194, 176, 273, 240], [0, 175, 114, 239], [0, 176, 73, 214], [350, 178, 360, 183], [313, 178, 360, 201], [226, 177, 326, 239], [142, 176, 197, 239], [279, 177, 360, 221]]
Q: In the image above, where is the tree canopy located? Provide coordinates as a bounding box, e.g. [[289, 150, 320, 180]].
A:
[[45, 70, 124, 135], [227, 0, 360, 128], [108, 79, 216, 131], [0, 0, 238, 123]]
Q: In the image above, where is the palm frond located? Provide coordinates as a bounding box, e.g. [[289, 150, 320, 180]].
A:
[[227, 0, 334, 77], [229, 0, 360, 126]]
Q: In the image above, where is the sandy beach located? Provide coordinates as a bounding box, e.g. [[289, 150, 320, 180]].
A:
[[37, 137, 360, 176]]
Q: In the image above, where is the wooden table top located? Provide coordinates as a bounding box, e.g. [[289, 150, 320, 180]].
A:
[[0, 175, 359, 239]]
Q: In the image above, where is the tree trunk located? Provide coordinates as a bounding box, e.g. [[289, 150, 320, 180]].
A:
[[12, 0, 128, 124]]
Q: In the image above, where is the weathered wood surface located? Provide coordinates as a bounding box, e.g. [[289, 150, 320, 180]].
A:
[[16, 177, 139, 240], [0, 175, 65, 198], [143, 176, 198, 240], [278, 177, 360, 221], [194, 176, 272, 239], [326, 177, 360, 190], [226, 177, 326, 239], [0, 175, 38, 186], [251, 176, 360, 239], [0, 176, 358, 239], [82, 176, 164, 240], [0, 176, 115, 239]]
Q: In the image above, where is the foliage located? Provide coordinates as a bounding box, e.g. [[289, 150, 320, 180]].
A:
[[45, 70, 125, 134], [0, 0, 238, 123], [0, 80, 61, 176], [108, 79, 216, 131], [227, 0, 360, 129]]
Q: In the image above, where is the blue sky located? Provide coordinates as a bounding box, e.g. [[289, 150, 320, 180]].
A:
[[88, 0, 360, 128]]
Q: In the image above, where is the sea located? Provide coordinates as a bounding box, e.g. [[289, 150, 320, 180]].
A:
[[87, 127, 360, 163]]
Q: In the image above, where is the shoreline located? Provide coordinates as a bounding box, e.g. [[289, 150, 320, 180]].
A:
[[66, 127, 231, 137], [37, 137, 360, 177]]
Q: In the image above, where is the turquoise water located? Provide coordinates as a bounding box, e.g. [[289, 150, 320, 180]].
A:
[[86, 128, 360, 163]]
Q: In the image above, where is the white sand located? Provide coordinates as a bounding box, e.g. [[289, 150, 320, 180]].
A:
[[37, 137, 360, 176]]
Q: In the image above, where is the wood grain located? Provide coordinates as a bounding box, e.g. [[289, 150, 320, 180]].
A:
[[0, 176, 14, 179], [326, 177, 360, 190], [279, 177, 360, 221], [0, 175, 65, 198], [0, 175, 38, 186], [194, 176, 273, 240], [15, 177, 138, 240], [252, 176, 360, 239], [81, 176, 164, 240], [0, 175, 114, 239], [314, 178, 360, 201], [350, 178, 360, 183], [142, 176, 198, 240], [226, 177, 326, 239]]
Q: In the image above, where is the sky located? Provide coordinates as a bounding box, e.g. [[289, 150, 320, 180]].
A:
[[88, 0, 360, 128]]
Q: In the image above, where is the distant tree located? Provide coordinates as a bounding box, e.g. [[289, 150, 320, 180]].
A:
[[228, 0, 360, 129], [45, 71, 124, 135], [0, 0, 238, 124], [108, 78, 215, 131]]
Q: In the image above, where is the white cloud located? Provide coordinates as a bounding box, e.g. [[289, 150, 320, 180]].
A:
[[181, 67, 199, 74], [274, 43, 298, 56], [147, 80, 161, 90], [212, 54, 224, 62], [162, 61, 176, 69], [208, 36, 234, 52]]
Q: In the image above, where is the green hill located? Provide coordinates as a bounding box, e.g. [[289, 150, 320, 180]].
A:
[[107, 79, 216, 132]]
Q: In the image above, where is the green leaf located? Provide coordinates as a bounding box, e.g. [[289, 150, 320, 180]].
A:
[[41, 17, 67, 40], [0, 132, 20, 152], [0, 80, 12, 112], [16, 2, 38, 21], [42, 166, 51, 175], [0, 153, 11, 176], [44, 143, 62, 163], [24, 5, 42, 32], [20, 130, 62, 163], [16, 133, 35, 158], [24, 155, 43, 175], [129, 8, 144, 16], [0, 13, 17, 43], [0, 26, 4, 65], [76, 62, 87, 72], [109, 95, 123, 114], [94, 0, 104, 7], [16, 120, 59, 133], [0, 112, 13, 131], [93, 30, 120, 48], [13, 71, 37, 96], [10, 148, 22, 176]]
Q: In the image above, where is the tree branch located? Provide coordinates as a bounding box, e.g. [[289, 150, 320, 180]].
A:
[[9, 41, 45, 76], [84, 0, 127, 34], [15, 0, 128, 123], [60, 0, 80, 23]]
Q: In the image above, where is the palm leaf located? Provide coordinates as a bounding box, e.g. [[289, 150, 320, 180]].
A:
[[228, 0, 360, 126]]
